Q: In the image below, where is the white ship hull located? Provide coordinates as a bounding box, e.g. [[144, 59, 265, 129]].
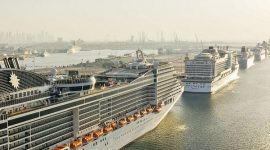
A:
[[239, 55, 254, 69], [255, 52, 265, 61], [183, 68, 239, 93], [62, 88, 183, 150]]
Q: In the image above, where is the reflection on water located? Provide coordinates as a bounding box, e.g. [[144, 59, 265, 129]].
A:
[[124, 59, 270, 150]]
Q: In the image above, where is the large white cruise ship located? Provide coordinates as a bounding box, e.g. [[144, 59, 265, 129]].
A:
[[238, 46, 254, 69], [182, 46, 239, 93], [0, 50, 183, 150]]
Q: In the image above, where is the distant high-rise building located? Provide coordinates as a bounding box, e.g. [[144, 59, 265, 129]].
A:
[[130, 35, 134, 42], [57, 37, 63, 42]]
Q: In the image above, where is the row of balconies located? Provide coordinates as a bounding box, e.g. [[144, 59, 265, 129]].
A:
[[31, 111, 72, 128], [79, 109, 99, 121], [31, 127, 73, 148]]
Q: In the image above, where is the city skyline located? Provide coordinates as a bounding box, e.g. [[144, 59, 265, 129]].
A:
[[1, 0, 270, 42]]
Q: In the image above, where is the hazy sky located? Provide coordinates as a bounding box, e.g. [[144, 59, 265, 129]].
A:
[[1, 0, 270, 42]]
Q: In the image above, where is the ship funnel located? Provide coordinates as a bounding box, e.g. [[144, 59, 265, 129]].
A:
[[4, 57, 20, 69], [241, 46, 246, 52], [90, 76, 96, 90]]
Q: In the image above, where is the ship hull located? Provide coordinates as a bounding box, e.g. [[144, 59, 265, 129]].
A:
[[183, 68, 239, 93], [71, 88, 183, 150], [239, 56, 254, 69], [255, 53, 265, 61]]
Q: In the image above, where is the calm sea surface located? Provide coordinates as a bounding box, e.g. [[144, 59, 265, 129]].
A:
[[124, 58, 270, 150]]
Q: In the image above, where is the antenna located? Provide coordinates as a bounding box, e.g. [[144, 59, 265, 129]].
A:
[[195, 34, 199, 50], [201, 40, 204, 50]]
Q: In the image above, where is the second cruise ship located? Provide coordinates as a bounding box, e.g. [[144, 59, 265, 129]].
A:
[[182, 46, 239, 93]]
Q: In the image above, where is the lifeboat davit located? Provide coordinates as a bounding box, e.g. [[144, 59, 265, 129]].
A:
[[134, 112, 141, 119], [154, 107, 162, 113], [111, 122, 117, 129], [104, 126, 113, 133], [70, 140, 82, 149], [127, 115, 134, 122], [82, 134, 93, 144], [146, 107, 153, 113], [93, 129, 104, 138], [158, 102, 164, 107], [119, 118, 127, 126], [54, 145, 70, 150], [140, 109, 147, 116]]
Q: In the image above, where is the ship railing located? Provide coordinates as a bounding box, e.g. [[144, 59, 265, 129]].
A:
[[0, 92, 50, 108], [0, 114, 7, 121], [55, 78, 90, 85]]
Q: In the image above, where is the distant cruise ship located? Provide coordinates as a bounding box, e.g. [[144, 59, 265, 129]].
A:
[[252, 46, 266, 61], [238, 46, 254, 69], [41, 50, 49, 57], [67, 41, 81, 54], [0, 50, 183, 150], [182, 46, 239, 93]]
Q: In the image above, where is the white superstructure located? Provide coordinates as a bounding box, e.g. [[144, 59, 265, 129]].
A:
[[182, 46, 239, 93]]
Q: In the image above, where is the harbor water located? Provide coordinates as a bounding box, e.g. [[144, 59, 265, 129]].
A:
[[124, 58, 270, 150], [19, 49, 157, 69]]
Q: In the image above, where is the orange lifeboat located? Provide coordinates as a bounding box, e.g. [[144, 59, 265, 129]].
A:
[[140, 109, 147, 116], [146, 107, 153, 113], [111, 122, 117, 129], [82, 134, 93, 144], [93, 129, 104, 138], [104, 126, 113, 133], [119, 118, 127, 126], [54, 145, 70, 150], [134, 112, 141, 119], [127, 115, 134, 122], [154, 107, 162, 113], [70, 140, 82, 149]]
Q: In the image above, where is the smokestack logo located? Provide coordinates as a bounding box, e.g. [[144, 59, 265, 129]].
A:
[[9, 72, 20, 90]]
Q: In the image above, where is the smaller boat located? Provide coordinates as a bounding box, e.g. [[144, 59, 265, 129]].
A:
[[127, 115, 134, 122], [70, 139, 82, 149], [119, 118, 127, 126], [54, 145, 70, 150], [140, 109, 147, 116], [82, 133, 93, 144], [104, 126, 113, 133], [40, 50, 49, 57], [134, 112, 141, 119], [93, 129, 104, 138], [111, 122, 117, 129], [67, 41, 81, 54], [154, 107, 162, 113], [146, 107, 153, 113]]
